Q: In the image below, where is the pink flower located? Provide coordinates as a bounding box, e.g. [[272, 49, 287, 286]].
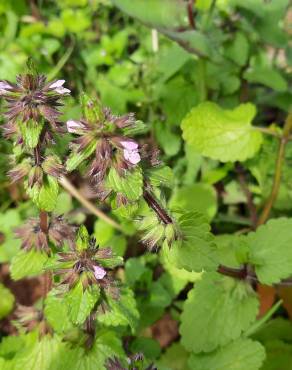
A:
[[0, 81, 12, 95], [67, 120, 84, 134], [120, 140, 141, 165], [49, 80, 70, 95], [93, 265, 107, 280]]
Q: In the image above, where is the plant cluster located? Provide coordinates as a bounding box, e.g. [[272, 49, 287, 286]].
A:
[[0, 1, 291, 370]]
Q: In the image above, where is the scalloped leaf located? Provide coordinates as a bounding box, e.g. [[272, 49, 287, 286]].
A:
[[181, 102, 262, 162], [180, 272, 259, 353]]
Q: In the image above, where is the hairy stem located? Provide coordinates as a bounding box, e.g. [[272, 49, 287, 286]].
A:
[[143, 183, 292, 287], [59, 176, 123, 232], [39, 210, 48, 234], [143, 188, 173, 224], [257, 113, 292, 226], [187, 0, 195, 29]]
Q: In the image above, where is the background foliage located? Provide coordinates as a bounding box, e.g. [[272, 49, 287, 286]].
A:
[[0, 0, 291, 369]]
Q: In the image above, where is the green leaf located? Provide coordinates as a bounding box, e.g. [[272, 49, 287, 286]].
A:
[[260, 340, 292, 370], [27, 175, 59, 212], [66, 140, 96, 172], [158, 342, 190, 370], [0, 335, 25, 359], [18, 119, 43, 149], [253, 317, 292, 343], [154, 121, 181, 156], [157, 44, 191, 83], [65, 282, 99, 325], [244, 65, 288, 92], [130, 337, 161, 360], [158, 76, 199, 125], [106, 168, 143, 201], [125, 258, 151, 286], [44, 290, 73, 334], [94, 220, 115, 246], [146, 166, 174, 188], [157, 343, 189, 370], [162, 212, 219, 273], [163, 30, 214, 58], [80, 94, 104, 123], [188, 338, 266, 370], [169, 183, 217, 221], [38, 176, 59, 211], [180, 272, 259, 353], [247, 218, 292, 285], [0, 284, 14, 319], [11, 335, 68, 370], [181, 102, 262, 162], [97, 287, 139, 332], [224, 32, 249, 66], [0, 209, 22, 263], [112, 0, 189, 30], [76, 225, 89, 251], [10, 249, 48, 280], [63, 330, 125, 370]]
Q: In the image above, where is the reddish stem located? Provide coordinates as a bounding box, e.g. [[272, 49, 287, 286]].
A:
[[143, 189, 173, 224], [39, 210, 48, 234]]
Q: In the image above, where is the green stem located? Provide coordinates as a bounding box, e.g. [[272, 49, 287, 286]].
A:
[[253, 126, 281, 138], [197, 58, 207, 102], [244, 299, 283, 338], [257, 113, 292, 226], [47, 42, 75, 81]]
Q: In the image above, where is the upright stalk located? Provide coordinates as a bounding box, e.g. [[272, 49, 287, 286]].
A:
[[257, 113, 292, 226], [39, 210, 48, 234]]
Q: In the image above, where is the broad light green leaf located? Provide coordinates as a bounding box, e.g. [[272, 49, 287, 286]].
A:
[[44, 290, 73, 334], [26, 175, 59, 212], [12, 335, 66, 370], [107, 168, 143, 201], [180, 273, 259, 353], [10, 250, 48, 280], [189, 338, 265, 370], [158, 343, 190, 370], [162, 212, 219, 273], [97, 287, 139, 332], [169, 183, 217, 220], [181, 102, 262, 162], [247, 218, 292, 285], [63, 330, 125, 370], [0, 209, 22, 263], [0, 284, 14, 319], [37, 176, 59, 211], [65, 281, 99, 325]]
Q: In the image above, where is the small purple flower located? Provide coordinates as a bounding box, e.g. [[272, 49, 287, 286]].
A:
[[120, 140, 141, 165], [67, 120, 84, 134], [49, 80, 70, 95], [0, 81, 12, 95], [93, 265, 107, 280]]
